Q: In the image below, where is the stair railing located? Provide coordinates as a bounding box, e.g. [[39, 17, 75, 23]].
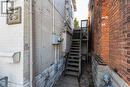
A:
[[79, 28, 82, 77]]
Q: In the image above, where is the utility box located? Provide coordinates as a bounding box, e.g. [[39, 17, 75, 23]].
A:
[[52, 34, 62, 45]]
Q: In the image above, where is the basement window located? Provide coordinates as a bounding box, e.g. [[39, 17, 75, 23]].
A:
[[127, 16, 130, 23], [127, 77, 130, 82], [127, 68, 130, 73], [127, 59, 130, 64]]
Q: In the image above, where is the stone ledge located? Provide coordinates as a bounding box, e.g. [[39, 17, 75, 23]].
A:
[[34, 58, 65, 87], [92, 55, 130, 87]]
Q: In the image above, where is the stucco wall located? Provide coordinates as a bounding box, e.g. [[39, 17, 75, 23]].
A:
[[32, 0, 73, 86], [24, 0, 31, 86], [0, 0, 24, 87], [32, 0, 65, 76], [92, 56, 129, 87]]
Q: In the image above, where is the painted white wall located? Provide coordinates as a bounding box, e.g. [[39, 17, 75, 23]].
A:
[[0, 0, 24, 87], [0, 0, 75, 86], [23, 0, 31, 86]]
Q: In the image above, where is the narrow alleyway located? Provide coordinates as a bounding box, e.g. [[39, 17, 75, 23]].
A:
[[54, 76, 79, 87], [0, 0, 130, 87], [79, 62, 94, 87], [54, 61, 94, 87]]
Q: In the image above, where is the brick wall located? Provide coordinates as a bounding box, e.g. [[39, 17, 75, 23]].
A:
[[90, 0, 130, 85], [93, 0, 109, 64], [108, 0, 130, 85]]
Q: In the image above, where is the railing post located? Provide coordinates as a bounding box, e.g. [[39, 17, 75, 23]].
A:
[[79, 28, 82, 77]]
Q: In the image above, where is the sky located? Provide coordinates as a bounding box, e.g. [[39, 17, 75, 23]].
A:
[[74, 0, 89, 24]]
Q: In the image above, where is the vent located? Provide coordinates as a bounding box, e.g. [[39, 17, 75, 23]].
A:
[[127, 16, 130, 23]]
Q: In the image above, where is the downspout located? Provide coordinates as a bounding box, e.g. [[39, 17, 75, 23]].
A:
[[58, 45, 60, 62], [29, 0, 33, 87], [52, 0, 57, 64]]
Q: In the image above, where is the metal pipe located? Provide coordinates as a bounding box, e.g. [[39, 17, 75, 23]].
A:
[[29, 0, 33, 86], [52, 0, 57, 64], [52, 0, 55, 33]]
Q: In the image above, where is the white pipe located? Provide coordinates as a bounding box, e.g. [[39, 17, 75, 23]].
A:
[[52, 0, 57, 64], [29, 0, 33, 87], [55, 46, 57, 64], [52, 0, 55, 33], [58, 45, 60, 61]]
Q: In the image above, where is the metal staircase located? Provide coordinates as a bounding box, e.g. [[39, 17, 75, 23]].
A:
[[65, 30, 82, 77]]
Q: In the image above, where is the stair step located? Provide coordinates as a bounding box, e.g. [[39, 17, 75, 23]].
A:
[[72, 39, 80, 41], [72, 44, 80, 46], [71, 47, 80, 49], [68, 57, 80, 60], [70, 51, 79, 53], [65, 71, 79, 76], [72, 42, 80, 43], [70, 50, 80, 52], [68, 59, 79, 62], [66, 66, 79, 71], [67, 62, 79, 66], [72, 42, 80, 44], [69, 54, 79, 56], [71, 46, 80, 48], [70, 51, 79, 54], [70, 52, 79, 55], [69, 56, 80, 58]]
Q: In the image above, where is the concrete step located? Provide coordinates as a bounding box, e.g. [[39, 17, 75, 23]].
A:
[[65, 71, 79, 76]]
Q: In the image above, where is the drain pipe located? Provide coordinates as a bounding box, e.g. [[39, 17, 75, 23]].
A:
[[29, 0, 33, 87], [52, 0, 57, 64]]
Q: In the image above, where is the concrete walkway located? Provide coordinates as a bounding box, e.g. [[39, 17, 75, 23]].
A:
[[54, 75, 79, 87], [79, 63, 94, 87]]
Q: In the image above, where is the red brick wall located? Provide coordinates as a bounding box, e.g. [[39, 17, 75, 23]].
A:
[[108, 0, 130, 85], [93, 0, 109, 64], [101, 0, 109, 64], [91, 0, 130, 85]]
